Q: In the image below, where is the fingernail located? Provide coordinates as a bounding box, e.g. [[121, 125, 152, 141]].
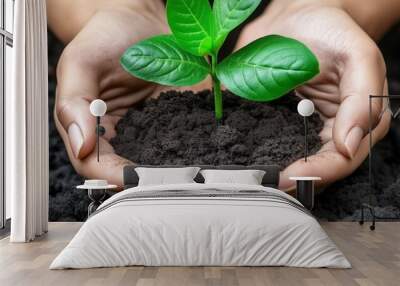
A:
[[68, 123, 83, 158], [345, 126, 364, 158]]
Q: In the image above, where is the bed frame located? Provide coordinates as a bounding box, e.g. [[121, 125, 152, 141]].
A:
[[123, 165, 281, 189]]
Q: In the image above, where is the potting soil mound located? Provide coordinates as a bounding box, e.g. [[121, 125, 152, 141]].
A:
[[110, 90, 323, 168]]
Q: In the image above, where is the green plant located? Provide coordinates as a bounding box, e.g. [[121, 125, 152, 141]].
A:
[[121, 0, 319, 120]]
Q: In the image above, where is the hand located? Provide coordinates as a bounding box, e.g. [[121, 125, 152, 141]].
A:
[[54, 2, 210, 186], [236, 0, 391, 190]]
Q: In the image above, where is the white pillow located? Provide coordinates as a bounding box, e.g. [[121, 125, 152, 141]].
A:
[[200, 169, 266, 185], [135, 167, 200, 186]]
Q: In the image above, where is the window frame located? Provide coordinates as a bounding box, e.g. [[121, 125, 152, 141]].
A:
[[0, 0, 13, 231]]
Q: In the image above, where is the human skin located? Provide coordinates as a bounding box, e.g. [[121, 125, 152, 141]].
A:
[[48, 0, 399, 189]]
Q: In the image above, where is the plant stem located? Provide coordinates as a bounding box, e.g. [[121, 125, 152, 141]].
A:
[[211, 53, 223, 120]]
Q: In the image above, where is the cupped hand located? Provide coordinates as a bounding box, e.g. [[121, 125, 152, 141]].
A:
[[236, 0, 391, 190], [55, 2, 210, 186]]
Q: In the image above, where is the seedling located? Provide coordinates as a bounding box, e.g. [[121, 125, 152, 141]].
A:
[[121, 0, 319, 120]]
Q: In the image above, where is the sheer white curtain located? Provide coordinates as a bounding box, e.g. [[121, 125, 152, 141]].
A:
[[7, 0, 49, 242]]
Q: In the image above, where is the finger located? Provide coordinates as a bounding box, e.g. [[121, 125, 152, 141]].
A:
[[280, 109, 391, 190], [333, 46, 386, 158], [55, 52, 99, 159], [98, 115, 120, 141], [75, 137, 132, 186], [55, 113, 131, 186], [104, 90, 150, 113]]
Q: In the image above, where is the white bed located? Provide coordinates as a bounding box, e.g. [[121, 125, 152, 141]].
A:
[[50, 183, 350, 269]]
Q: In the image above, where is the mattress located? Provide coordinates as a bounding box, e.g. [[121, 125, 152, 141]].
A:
[[50, 183, 350, 269]]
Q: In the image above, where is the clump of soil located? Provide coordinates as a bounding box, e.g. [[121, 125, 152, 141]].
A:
[[110, 90, 323, 168]]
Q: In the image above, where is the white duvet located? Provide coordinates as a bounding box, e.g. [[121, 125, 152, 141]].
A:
[[50, 183, 350, 269]]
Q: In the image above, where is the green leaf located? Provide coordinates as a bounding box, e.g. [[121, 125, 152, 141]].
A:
[[167, 0, 213, 56], [216, 35, 319, 101], [213, 0, 261, 50], [120, 35, 210, 86]]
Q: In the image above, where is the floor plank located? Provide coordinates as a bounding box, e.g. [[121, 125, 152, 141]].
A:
[[0, 222, 399, 286]]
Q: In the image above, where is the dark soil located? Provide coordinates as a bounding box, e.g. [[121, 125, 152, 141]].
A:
[[110, 91, 323, 168]]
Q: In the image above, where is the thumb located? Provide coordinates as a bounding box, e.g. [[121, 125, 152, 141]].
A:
[[55, 55, 98, 159], [333, 48, 386, 158], [55, 96, 97, 159]]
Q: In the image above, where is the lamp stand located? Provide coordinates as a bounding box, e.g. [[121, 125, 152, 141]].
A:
[[304, 116, 308, 162], [96, 117, 100, 162], [359, 95, 400, 230]]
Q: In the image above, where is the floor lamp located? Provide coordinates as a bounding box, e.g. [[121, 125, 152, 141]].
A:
[[359, 95, 400, 230], [90, 99, 107, 162], [297, 99, 315, 162]]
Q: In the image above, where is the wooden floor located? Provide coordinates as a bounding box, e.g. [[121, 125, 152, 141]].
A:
[[0, 222, 399, 286]]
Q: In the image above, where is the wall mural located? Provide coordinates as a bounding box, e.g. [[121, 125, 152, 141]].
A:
[[48, 2, 400, 222]]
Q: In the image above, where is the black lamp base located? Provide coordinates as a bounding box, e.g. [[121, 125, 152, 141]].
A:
[[296, 180, 314, 210], [359, 203, 376, 231]]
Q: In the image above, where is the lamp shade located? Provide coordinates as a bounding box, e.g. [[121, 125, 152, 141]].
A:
[[90, 99, 107, 117], [297, 99, 315, 117]]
